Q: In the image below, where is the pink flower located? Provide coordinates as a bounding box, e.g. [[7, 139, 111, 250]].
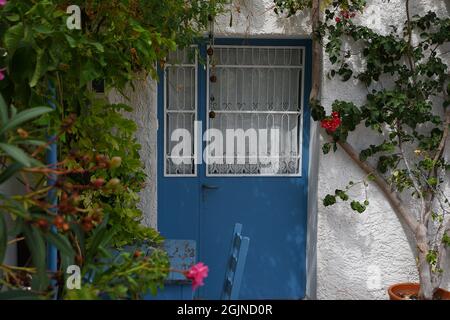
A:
[[0, 0, 7, 7], [185, 262, 209, 290], [0, 68, 6, 81]]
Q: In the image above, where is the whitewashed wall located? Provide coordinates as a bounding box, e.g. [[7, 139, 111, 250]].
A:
[[111, 0, 450, 299], [317, 0, 450, 299]]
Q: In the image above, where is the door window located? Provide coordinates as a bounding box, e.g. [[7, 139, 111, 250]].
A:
[[164, 48, 197, 176], [207, 46, 304, 176], [163, 45, 304, 177]]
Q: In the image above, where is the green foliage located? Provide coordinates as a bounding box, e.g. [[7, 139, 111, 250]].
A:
[[442, 233, 450, 248], [276, 0, 450, 294], [67, 246, 169, 300], [67, 101, 162, 247], [0, 0, 226, 299], [283, 1, 450, 220], [323, 194, 336, 206], [350, 200, 366, 213]]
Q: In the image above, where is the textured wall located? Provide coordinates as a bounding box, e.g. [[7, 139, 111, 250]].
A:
[[317, 0, 450, 299], [114, 0, 450, 299]]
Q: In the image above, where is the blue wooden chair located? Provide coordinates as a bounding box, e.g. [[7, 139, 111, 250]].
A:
[[221, 223, 250, 300]]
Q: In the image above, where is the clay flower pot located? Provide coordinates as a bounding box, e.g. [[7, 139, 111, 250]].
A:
[[388, 283, 450, 300]]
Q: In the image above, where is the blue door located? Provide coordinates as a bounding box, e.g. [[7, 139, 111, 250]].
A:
[[158, 39, 311, 299]]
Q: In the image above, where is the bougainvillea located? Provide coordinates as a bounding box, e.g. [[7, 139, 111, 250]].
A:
[[275, 0, 450, 299]]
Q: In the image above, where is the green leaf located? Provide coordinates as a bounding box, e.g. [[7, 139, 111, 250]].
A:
[[86, 222, 115, 262], [335, 189, 349, 201], [33, 25, 53, 34], [350, 201, 366, 213], [16, 140, 48, 148], [0, 107, 53, 135], [4, 23, 24, 51], [23, 225, 48, 291], [29, 50, 48, 88], [64, 34, 77, 48], [0, 143, 32, 167], [91, 42, 104, 53], [0, 94, 8, 127], [442, 233, 450, 247], [45, 232, 76, 258], [0, 290, 41, 300], [5, 14, 20, 22], [0, 213, 7, 264], [322, 143, 331, 154], [323, 194, 337, 206], [0, 162, 24, 184]]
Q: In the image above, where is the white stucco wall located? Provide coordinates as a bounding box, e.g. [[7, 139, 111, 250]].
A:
[[317, 0, 450, 299], [113, 0, 449, 299]]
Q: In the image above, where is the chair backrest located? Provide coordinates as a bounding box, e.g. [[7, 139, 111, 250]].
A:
[[221, 223, 250, 300]]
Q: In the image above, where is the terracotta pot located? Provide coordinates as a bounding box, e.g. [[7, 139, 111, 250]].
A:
[[388, 283, 450, 300]]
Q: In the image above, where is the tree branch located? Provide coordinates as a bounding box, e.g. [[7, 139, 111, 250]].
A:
[[336, 140, 419, 232], [309, 0, 322, 104], [433, 108, 450, 164], [397, 124, 426, 223]]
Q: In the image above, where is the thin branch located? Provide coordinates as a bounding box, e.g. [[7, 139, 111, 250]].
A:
[[397, 124, 426, 223], [309, 0, 322, 104], [336, 140, 419, 232], [432, 108, 450, 165]]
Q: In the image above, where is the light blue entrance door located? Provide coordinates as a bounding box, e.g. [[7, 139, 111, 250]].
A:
[[158, 39, 311, 299]]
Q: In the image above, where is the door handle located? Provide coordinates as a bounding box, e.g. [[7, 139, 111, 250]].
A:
[[202, 184, 219, 190]]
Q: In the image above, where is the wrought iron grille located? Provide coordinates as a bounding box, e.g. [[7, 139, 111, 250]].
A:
[[207, 46, 304, 176], [164, 48, 197, 176]]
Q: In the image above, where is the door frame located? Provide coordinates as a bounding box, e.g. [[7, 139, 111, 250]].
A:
[[156, 37, 313, 296]]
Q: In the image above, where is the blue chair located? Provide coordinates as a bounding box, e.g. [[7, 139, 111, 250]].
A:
[[221, 223, 250, 300]]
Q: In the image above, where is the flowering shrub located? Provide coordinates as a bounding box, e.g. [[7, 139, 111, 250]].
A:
[[320, 111, 342, 132], [0, 0, 224, 299]]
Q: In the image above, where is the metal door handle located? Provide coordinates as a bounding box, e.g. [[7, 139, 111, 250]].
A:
[[202, 184, 219, 190]]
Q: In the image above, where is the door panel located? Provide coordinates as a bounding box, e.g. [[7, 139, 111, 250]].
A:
[[158, 39, 311, 300], [199, 177, 307, 299]]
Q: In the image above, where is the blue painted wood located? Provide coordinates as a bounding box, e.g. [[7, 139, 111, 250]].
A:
[[158, 38, 312, 300], [144, 240, 196, 300], [222, 224, 250, 300]]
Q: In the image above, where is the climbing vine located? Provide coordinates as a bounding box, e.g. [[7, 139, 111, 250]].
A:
[[275, 0, 450, 299]]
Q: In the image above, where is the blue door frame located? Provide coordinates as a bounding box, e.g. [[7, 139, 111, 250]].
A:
[[157, 38, 312, 299]]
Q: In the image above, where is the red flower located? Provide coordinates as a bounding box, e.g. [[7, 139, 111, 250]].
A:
[[321, 112, 342, 132], [335, 17, 341, 23], [340, 10, 350, 19], [185, 262, 209, 290]]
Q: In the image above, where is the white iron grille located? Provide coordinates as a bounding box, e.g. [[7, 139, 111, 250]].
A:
[[164, 47, 197, 176], [207, 46, 304, 177]]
